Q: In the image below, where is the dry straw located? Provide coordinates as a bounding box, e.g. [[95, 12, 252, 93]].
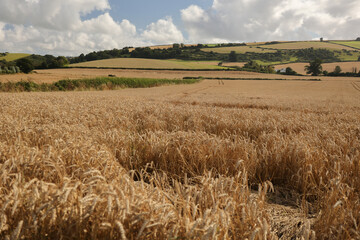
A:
[[0, 88, 359, 239]]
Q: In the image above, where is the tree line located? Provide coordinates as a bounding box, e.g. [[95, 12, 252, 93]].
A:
[[0, 54, 69, 74], [305, 58, 360, 76]]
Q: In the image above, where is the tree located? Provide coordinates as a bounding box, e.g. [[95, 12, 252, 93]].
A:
[[16, 58, 34, 74], [56, 56, 69, 67], [304, 59, 323, 76], [267, 65, 275, 74], [333, 66, 342, 75], [356, 37, 360, 41], [285, 67, 297, 75], [228, 51, 237, 62]]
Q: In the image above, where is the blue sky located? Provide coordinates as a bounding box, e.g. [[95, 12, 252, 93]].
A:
[[0, 0, 359, 55], [106, 0, 212, 32]]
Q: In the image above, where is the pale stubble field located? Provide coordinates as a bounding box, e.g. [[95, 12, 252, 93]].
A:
[[0, 72, 359, 239]]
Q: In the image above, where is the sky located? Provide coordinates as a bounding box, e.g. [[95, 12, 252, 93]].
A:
[[0, 0, 359, 56]]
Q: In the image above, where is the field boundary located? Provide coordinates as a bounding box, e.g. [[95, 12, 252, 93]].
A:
[[329, 41, 360, 50], [0, 77, 201, 92], [66, 66, 236, 71], [183, 76, 321, 81]]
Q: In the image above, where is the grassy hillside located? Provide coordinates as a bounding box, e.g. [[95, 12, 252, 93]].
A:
[[258, 41, 356, 50], [202, 46, 276, 54], [330, 41, 360, 50], [0, 53, 30, 62], [70, 58, 225, 70]]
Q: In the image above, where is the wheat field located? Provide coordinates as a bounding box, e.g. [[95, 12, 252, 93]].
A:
[[0, 68, 312, 84], [201, 46, 276, 54], [70, 58, 223, 70], [0, 77, 359, 239], [275, 62, 360, 75]]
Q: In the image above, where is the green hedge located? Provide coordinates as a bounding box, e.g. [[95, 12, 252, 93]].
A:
[[0, 77, 200, 92]]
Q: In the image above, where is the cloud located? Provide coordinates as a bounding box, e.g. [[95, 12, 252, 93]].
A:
[[181, 0, 360, 43], [181, 5, 209, 23], [141, 17, 184, 45], [0, 0, 183, 55], [0, 0, 137, 55], [0, 23, 5, 41], [1, 0, 359, 56], [0, 0, 110, 31]]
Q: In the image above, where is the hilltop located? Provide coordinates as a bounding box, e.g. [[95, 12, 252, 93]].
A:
[[1, 40, 360, 76], [0, 53, 30, 62], [67, 40, 360, 71]]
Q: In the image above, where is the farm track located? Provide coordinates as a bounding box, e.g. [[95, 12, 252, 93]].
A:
[[352, 81, 360, 92]]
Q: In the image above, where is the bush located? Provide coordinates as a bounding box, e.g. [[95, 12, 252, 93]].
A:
[[16, 58, 34, 74], [280, 67, 298, 75], [10, 66, 16, 73], [333, 66, 342, 75]]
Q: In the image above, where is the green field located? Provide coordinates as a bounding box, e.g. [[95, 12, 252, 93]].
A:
[[255, 57, 298, 66], [330, 41, 360, 50], [202, 46, 276, 54], [0, 53, 30, 62], [335, 50, 360, 61], [70, 58, 225, 69], [258, 41, 356, 51]]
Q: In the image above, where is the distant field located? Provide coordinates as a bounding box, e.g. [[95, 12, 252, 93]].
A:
[[222, 62, 247, 68], [259, 41, 357, 51], [331, 41, 360, 50], [70, 58, 224, 69], [202, 41, 358, 54], [255, 57, 298, 66], [0, 53, 30, 61], [0, 68, 312, 84], [335, 51, 360, 61], [202, 46, 276, 54], [275, 61, 360, 75]]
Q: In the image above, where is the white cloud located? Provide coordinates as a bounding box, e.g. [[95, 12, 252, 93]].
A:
[[0, 0, 110, 31], [1, 0, 359, 56], [141, 17, 184, 45], [181, 5, 209, 23], [0, 0, 183, 55], [181, 0, 360, 43]]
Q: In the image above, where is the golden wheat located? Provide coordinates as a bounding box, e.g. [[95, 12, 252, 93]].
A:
[[0, 77, 359, 239]]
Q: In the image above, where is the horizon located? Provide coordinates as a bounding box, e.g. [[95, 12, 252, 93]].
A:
[[2, 39, 359, 58], [0, 0, 359, 56]]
